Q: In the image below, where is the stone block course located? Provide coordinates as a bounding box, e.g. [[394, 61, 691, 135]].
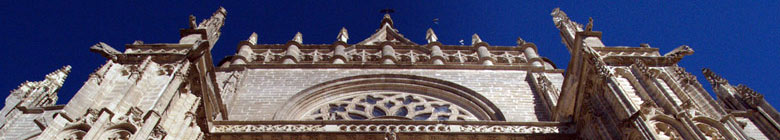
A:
[[220, 68, 560, 122]]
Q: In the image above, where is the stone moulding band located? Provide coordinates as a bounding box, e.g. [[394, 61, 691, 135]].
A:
[[209, 121, 574, 134]]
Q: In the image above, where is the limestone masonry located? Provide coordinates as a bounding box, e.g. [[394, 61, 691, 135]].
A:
[[1, 7, 779, 140]]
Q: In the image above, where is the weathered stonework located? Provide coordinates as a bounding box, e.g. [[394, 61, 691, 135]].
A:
[[1, 7, 778, 140]]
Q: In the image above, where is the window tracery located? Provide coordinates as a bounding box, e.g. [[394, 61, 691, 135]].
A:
[[695, 123, 726, 140], [303, 91, 478, 121], [57, 129, 87, 140], [649, 120, 683, 140]]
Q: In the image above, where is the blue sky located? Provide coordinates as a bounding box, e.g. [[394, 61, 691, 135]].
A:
[[1, 1, 779, 108]]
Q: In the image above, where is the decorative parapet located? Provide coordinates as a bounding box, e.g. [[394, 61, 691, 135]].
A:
[[210, 121, 573, 134], [218, 44, 536, 69]]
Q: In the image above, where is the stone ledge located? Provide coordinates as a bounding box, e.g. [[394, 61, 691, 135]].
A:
[[210, 121, 574, 134]]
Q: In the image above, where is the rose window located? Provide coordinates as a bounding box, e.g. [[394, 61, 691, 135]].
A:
[[304, 91, 478, 121]]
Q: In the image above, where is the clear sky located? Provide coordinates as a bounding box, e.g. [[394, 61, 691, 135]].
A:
[[1, 1, 779, 108]]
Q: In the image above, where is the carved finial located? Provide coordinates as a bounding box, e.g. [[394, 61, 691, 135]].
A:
[[702, 68, 728, 86], [380, 13, 394, 27], [132, 40, 144, 45], [471, 34, 483, 45], [516, 37, 526, 46], [380, 9, 395, 28], [640, 43, 650, 48], [188, 15, 197, 29], [337, 27, 349, 43], [426, 28, 438, 43], [585, 17, 593, 31], [292, 32, 303, 43], [248, 32, 258, 45], [551, 8, 569, 27]]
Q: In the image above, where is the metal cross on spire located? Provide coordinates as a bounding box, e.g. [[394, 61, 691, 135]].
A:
[[380, 9, 395, 14]]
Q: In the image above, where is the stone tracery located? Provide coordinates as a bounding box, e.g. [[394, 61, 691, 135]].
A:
[[304, 91, 478, 121]]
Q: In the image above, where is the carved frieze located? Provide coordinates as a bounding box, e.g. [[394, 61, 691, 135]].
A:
[[212, 124, 324, 132], [304, 92, 478, 121], [211, 123, 573, 134]]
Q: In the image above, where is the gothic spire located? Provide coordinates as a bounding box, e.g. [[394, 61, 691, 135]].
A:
[[46, 65, 72, 86], [426, 28, 438, 43], [337, 27, 349, 43], [10, 65, 71, 101], [292, 32, 303, 44]]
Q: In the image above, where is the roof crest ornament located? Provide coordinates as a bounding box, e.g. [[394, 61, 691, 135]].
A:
[[248, 32, 258, 45], [426, 28, 438, 43], [337, 27, 349, 43], [292, 32, 303, 44], [471, 34, 483, 45]]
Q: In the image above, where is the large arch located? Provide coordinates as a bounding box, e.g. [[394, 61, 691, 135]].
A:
[[649, 115, 695, 140], [273, 74, 505, 121], [692, 117, 733, 140]]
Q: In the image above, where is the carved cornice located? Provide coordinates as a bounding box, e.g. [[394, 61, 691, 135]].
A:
[[218, 44, 540, 69], [210, 121, 573, 134]]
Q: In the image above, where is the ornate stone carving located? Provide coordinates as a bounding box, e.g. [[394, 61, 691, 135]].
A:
[[10, 66, 71, 107], [663, 45, 694, 59], [304, 92, 478, 121], [150, 125, 167, 140], [89, 42, 122, 60], [425, 28, 438, 43], [337, 27, 349, 43], [702, 68, 728, 86], [211, 123, 573, 134], [460, 125, 566, 134], [736, 84, 764, 108], [471, 34, 483, 45], [649, 120, 684, 140], [535, 75, 560, 101], [212, 124, 324, 132], [56, 129, 88, 140], [695, 123, 726, 140]]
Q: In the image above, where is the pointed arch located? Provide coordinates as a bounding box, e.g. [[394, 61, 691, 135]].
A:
[[273, 74, 505, 121], [692, 117, 733, 140], [649, 115, 695, 140]]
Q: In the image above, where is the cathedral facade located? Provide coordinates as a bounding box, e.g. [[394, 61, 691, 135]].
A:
[[1, 7, 779, 140]]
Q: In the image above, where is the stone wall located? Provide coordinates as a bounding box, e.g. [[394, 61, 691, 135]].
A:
[[217, 68, 563, 122]]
